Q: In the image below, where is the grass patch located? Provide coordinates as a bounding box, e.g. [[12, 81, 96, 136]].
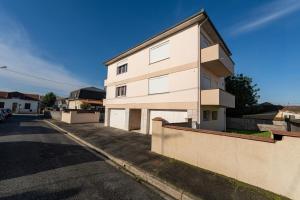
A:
[[227, 129, 272, 138]]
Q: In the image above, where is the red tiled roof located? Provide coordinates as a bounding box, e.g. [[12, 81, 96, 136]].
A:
[[0, 92, 8, 99], [0, 91, 40, 101]]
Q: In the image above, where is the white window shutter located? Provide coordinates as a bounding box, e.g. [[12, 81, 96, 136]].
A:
[[149, 42, 170, 64], [149, 75, 168, 94]]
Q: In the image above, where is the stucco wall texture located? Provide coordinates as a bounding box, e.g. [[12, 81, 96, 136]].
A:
[[152, 119, 300, 200]]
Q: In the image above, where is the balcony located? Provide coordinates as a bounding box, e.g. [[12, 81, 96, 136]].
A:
[[201, 44, 234, 77], [201, 89, 235, 108]]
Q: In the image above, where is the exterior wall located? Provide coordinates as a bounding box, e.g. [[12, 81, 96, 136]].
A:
[[50, 111, 62, 121], [68, 100, 82, 109], [152, 119, 300, 200], [200, 107, 225, 131], [0, 98, 38, 113], [104, 23, 234, 133], [61, 111, 100, 124]]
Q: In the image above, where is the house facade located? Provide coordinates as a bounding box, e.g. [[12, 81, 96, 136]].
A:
[[103, 10, 235, 134], [0, 91, 40, 113], [67, 87, 106, 110]]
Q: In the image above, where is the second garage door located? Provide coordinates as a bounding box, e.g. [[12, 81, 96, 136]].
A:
[[110, 109, 126, 130], [149, 110, 188, 134]]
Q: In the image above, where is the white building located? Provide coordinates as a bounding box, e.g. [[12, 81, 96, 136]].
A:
[[0, 91, 40, 113], [103, 10, 235, 134]]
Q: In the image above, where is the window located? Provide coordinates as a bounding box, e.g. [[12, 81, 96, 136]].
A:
[[202, 75, 211, 89], [149, 75, 168, 94], [116, 85, 127, 97], [24, 103, 31, 109], [149, 41, 170, 64], [203, 110, 210, 121], [0, 102, 4, 108], [116, 64, 127, 75], [212, 111, 218, 120]]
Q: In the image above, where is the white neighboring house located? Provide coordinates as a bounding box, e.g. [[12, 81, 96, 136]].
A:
[[0, 91, 40, 113]]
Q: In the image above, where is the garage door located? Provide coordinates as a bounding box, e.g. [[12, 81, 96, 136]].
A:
[[149, 110, 188, 134], [110, 109, 126, 130]]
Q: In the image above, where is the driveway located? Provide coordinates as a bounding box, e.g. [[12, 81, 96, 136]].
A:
[[0, 116, 165, 200]]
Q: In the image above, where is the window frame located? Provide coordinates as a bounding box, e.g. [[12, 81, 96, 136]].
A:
[[24, 103, 31, 109], [148, 75, 169, 95], [212, 111, 218, 120], [115, 85, 127, 97], [116, 63, 128, 75], [149, 41, 170, 64], [203, 110, 210, 121]]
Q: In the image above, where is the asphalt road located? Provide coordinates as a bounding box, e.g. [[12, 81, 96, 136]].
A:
[[0, 115, 165, 200]]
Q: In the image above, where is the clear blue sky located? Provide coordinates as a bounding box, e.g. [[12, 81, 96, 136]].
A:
[[0, 0, 299, 105]]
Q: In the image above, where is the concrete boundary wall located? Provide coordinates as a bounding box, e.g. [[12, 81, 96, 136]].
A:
[[61, 111, 100, 124], [151, 118, 300, 199], [50, 111, 62, 121]]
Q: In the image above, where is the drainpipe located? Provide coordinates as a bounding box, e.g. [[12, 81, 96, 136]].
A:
[[197, 17, 208, 128]]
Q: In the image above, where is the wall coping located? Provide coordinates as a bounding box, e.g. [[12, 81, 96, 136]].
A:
[[272, 130, 300, 138], [163, 124, 275, 143]]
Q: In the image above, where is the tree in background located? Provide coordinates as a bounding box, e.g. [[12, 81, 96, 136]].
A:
[[225, 74, 260, 117], [80, 103, 91, 110], [42, 92, 57, 108]]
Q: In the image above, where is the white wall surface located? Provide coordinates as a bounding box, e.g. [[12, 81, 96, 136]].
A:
[[0, 98, 38, 113]]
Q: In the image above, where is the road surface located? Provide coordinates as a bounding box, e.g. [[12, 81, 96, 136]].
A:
[[0, 115, 165, 200]]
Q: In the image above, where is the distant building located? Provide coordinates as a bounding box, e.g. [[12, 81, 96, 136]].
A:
[[54, 97, 68, 110], [67, 87, 106, 110], [0, 91, 41, 113], [275, 106, 300, 120]]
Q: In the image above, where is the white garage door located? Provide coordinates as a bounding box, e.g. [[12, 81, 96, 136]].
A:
[[110, 109, 126, 130], [149, 110, 188, 134]]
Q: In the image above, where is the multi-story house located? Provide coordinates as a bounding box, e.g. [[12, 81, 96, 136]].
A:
[[103, 10, 235, 134]]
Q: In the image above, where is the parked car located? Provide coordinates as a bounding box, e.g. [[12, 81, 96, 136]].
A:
[[0, 109, 10, 119], [4, 108, 12, 117]]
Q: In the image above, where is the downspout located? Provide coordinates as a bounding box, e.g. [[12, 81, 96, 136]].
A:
[[197, 17, 208, 128]]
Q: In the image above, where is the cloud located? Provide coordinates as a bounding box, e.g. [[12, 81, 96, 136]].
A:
[[0, 10, 89, 96], [230, 0, 300, 36]]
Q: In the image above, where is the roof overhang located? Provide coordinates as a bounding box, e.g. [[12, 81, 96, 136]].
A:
[[104, 10, 232, 66]]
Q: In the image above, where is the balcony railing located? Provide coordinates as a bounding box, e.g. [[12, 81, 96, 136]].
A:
[[201, 44, 234, 77], [201, 89, 235, 108]]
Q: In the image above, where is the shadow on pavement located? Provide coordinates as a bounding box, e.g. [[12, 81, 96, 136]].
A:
[[0, 187, 81, 200], [0, 141, 103, 181]]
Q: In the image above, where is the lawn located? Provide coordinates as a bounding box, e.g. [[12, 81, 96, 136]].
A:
[[227, 129, 272, 138]]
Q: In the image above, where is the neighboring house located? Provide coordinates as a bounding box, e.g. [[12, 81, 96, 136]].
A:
[[275, 106, 300, 120], [67, 87, 106, 110], [0, 91, 40, 113], [54, 97, 68, 110], [103, 10, 235, 134]]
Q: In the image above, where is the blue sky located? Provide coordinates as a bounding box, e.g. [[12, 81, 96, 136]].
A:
[[0, 0, 299, 105]]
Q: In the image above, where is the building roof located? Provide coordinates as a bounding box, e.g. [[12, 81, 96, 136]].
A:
[[281, 106, 300, 114], [69, 87, 106, 100], [0, 91, 40, 101], [104, 9, 231, 66]]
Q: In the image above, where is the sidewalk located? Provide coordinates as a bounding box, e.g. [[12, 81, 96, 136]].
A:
[[46, 119, 289, 200]]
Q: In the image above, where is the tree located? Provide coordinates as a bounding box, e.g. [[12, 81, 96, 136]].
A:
[[42, 92, 57, 107], [225, 74, 260, 116], [80, 103, 91, 110]]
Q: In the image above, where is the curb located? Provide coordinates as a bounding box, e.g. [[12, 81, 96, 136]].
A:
[[43, 120, 202, 200]]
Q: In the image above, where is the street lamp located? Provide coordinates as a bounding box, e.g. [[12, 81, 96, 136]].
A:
[[0, 66, 7, 69]]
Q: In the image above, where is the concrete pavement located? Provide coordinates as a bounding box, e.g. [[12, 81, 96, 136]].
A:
[[0, 116, 166, 200]]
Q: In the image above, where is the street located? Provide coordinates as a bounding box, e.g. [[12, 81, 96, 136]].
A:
[[0, 116, 165, 200]]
